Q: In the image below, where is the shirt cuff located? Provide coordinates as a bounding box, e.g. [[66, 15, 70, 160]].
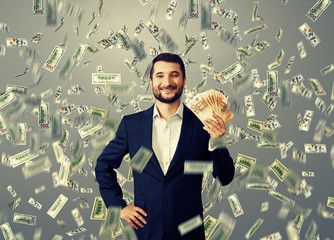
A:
[[208, 139, 217, 151]]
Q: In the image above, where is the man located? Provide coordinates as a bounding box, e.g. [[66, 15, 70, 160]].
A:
[[95, 53, 235, 240]]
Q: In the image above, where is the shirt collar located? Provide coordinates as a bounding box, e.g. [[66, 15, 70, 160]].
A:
[[153, 102, 184, 120]]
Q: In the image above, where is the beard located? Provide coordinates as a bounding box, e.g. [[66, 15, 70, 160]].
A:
[[152, 85, 184, 104]]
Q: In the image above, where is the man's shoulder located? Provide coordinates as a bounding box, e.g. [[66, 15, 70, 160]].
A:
[[123, 105, 153, 121]]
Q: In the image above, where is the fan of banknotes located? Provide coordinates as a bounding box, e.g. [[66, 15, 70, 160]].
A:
[[186, 90, 234, 125]]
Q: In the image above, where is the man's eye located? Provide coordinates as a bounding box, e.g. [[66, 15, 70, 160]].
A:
[[171, 74, 179, 77], [157, 75, 163, 78]]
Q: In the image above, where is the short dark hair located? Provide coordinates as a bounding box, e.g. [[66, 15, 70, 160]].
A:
[[150, 53, 186, 80]]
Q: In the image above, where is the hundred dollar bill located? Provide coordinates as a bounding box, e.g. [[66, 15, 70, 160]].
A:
[[293, 214, 305, 233], [6, 38, 28, 48], [219, 62, 244, 83], [47, 194, 68, 219], [302, 171, 314, 177], [90, 106, 106, 120], [250, 164, 269, 181], [28, 197, 42, 210], [292, 148, 306, 164], [46, 0, 56, 26], [246, 183, 273, 190], [252, 2, 262, 22], [280, 80, 291, 107], [270, 159, 288, 182], [325, 103, 334, 116], [5, 84, 28, 96], [320, 63, 334, 76], [131, 38, 146, 61], [305, 220, 318, 240], [298, 23, 321, 47], [0, 222, 15, 240], [69, 152, 86, 176], [313, 119, 326, 142], [57, 160, 70, 186], [275, 28, 283, 42], [58, 56, 76, 81], [104, 207, 121, 231], [236, 153, 256, 169], [165, 0, 177, 20], [289, 73, 304, 85], [259, 231, 282, 240], [284, 169, 302, 191], [105, 82, 135, 96], [267, 70, 279, 97], [39, 101, 50, 129], [0, 92, 17, 110], [0, 112, 9, 135], [178, 214, 202, 236], [203, 215, 219, 240], [92, 73, 121, 85], [78, 123, 103, 138], [71, 208, 84, 227], [309, 78, 326, 95], [33, 0, 44, 15], [244, 218, 263, 239], [86, 23, 100, 39], [188, 0, 199, 18], [307, 0, 331, 22], [304, 143, 327, 153], [208, 177, 222, 203], [86, 43, 99, 53], [9, 149, 39, 168], [299, 110, 313, 131], [130, 146, 153, 173], [201, 2, 211, 30], [253, 40, 270, 52], [59, 128, 70, 150], [184, 161, 213, 174], [90, 197, 107, 220], [268, 190, 295, 204], [284, 56, 295, 74], [297, 41, 307, 59], [13, 213, 36, 226], [243, 24, 267, 36], [227, 193, 244, 217], [116, 29, 131, 50], [66, 227, 87, 237], [315, 96, 326, 113], [43, 45, 65, 72], [22, 156, 52, 179], [72, 43, 87, 66], [244, 95, 255, 117], [139, 0, 152, 6]]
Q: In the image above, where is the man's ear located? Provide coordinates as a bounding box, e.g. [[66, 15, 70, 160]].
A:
[[183, 77, 186, 88], [149, 78, 153, 88]]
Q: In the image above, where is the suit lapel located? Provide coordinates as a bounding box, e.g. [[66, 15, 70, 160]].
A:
[[141, 106, 165, 179], [166, 105, 194, 177]]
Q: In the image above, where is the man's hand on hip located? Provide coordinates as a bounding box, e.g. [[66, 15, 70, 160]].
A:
[[121, 203, 147, 230]]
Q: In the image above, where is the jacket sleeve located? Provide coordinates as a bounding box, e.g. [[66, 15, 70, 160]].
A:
[[209, 147, 235, 186], [95, 117, 128, 208]]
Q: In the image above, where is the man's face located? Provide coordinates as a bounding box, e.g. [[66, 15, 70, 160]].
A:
[[150, 61, 186, 104]]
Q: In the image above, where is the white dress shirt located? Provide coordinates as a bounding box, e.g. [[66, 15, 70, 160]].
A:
[[152, 103, 183, 175]]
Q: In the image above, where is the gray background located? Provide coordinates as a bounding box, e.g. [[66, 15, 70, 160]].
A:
[[0, 0, 333, 239]]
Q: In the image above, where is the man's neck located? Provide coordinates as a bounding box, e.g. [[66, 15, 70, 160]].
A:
[[156, 100, 181, 121]]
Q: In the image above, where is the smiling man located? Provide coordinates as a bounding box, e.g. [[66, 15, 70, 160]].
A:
[[95, 53, 235, 240]]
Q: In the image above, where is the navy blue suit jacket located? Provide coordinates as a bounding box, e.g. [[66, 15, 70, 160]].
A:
[[95, 104, 235, 240]]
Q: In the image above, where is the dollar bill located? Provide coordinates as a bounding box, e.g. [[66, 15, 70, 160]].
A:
[[43, 45, 65, 72], [105, 82, 135, 96], [309, 78, 326, 95], [66, 227, 87, 237], [71, 208, 84, 227], [6, 38, 28, 48], [275, 28, 283, 42], [236, 153, 256, 169], [313, 119, 326, 142], [315, 96, 326, 113], [320, 63, 334, 76], [219, 62, 244, 83], [5, 84, 28, 96], [22, 156, 52, 179], [280, 80, 291, 107], [178, 214, 202, 236], [122, 225, 138, 240], [58, 56, 76, 81], [9, 149, 39, 168], [130, 146, 153, 173], [38, 101, 50, 129], [131, 37, 146, 61], [244, 218, 263, 239], [184, 161, 213, 174], [292, 148, 306, 164], [90, 197, 107, 220], [284, 56, 295, 74], [243, 24, 267, 36], [227, 193, 244, 217], [253, 40, 270, 52], [46, 0, 56, 25], [270, 159, 288, 182], [47, 194, 68, 219], [203, 215, 219, 240], [252, 2, 262, 22], [268, 190, 295, 204], [244, 95, 255, 117], [58, 128, 70, 151], [188, 0, 199, 18], [293, 214, 305, 233], [246, 183, 273, 190], [28, 197, 42, 210], [267, 70, 279, 97], [306, 0, 331, 22], [302, 171, 314, 177], [13, 213, 36, 226], [327, 196, 334, 209], [86, 23, 100, 39], [305, 220, 318, 240], [57, 160, 70, 186], [325, 103, 334, 116], [104, 206, 121, 231], [297, 41, 307, 59], [86, 43, 99, 53], [0, 112, 9, 135], [201, 2, 211, 30], [116, 29, 131, 50], [304, 143, 327, 153], [298, 23, 321, 47], [69, 152, 86, 176], [33, 0, 44, 15], [0, 92, 17, 110], [78, 123, 103, 138], [0, 222, 15, 240], [259, 231, 282, 240], [165, 0, 177, 20]]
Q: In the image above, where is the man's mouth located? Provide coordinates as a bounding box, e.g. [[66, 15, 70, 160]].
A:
[[160, 86, 176, 92]]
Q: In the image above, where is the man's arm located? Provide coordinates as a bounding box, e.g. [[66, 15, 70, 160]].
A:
[[95, 118, 128, 208], [203, 113, 235, 186]]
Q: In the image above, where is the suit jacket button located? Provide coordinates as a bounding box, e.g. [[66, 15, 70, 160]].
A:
[[162, 201, 168, 207]]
